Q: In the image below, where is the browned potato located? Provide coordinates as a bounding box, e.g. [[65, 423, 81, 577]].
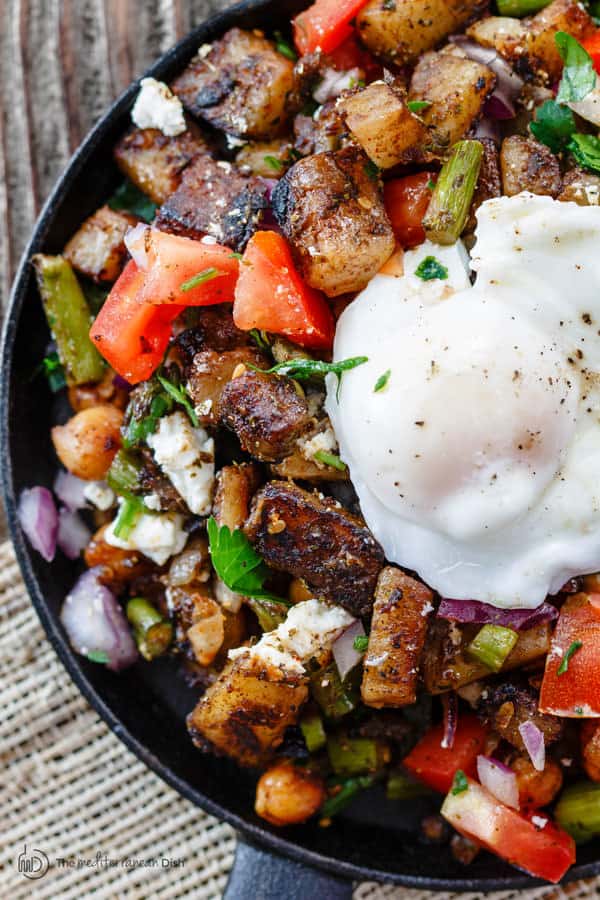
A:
[[255, 761, 326, 825], [172, 28, 295, 140], [422, 617, 552, 694], [582, 721, 600, 782], [154, 155, 268, 251], [356, 0, 487, 65], [213, 463, 263, 531], [272, 147, 395, 297], [338, 81, 429, 169], [559, 168, 600, 206], [68, 367, 129, 412], [84, 524, 154, 588], [114, 123, 207, 205], [511, 755, 563, 808], [245, 481, 384, 617], [186, 347, 267, 426], [270, 447, 349, 482], [187, 655, 308, 767], [186, 592, 226, 667], [236, 138, 294, 178], [409, 48, 496, 154], [52, 405, 123, 480], [500, 135, 561, 198], [466, 16, 528, 62], [466, 138, 502, 232], [64, 205, 138, 283], [361, 568, 433, 709]]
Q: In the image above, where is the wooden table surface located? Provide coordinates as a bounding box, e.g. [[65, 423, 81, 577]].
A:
[[0, 0, 233, 313]]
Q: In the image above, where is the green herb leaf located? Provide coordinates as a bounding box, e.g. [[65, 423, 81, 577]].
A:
[[363, 159, 381, 181], [113, 496, 144, 540], [87, 650, 110, 664], [264, 155, 284, 172], [451, 770, 469, 796], [530, 99, 577, 153], [353, 635, 369, 653], [179, 268, 225, 292], [568, 132, 600, 173], [274, 30, 298, 61], [248, 356, 368, 401], [374, 369, 391, 393], [249, 329, 271, 350], [108, 179, 157, 223], [321, 774, 376, 818], [414, 256, 449, 282], [207, 517, 291, 604], [427, 179, 436, 191], [156, 373, 199, 427], [313, 450, 347, 471], [41, 352, 67, 392], [407, 100, 432, 114], [555, 32, 596, 104], [229, 251, 244, 260], [557, 640, 583, 675]]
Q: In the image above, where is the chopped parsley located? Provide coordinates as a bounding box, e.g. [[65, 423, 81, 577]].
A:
[[314, 450, 347, 471], [353, 635, 369, 653], [427, 179, 436, 191], [451, 770, 469, 796], [274, 30, 298, 61], [249, 328, 271, 350], [415, 256, 449, 282], [374, 369, 391, 393], [530, 100, 577, 154], [264, 155, 284, 172], [568, 133, 600, 174], [108, 179, 157, 223], [555, 32, 596, 104], [557, 640, 583, 675], [156, 372, 199, 427], [87, 650, 110, 664], [207, 518, 290, 604], [249, 355, 368, 401], [179, 268, 225, 292], [407, 100, 432, 114], [321, 774, 376, 818], [363, 159, 381, 181], [41, 352, 66, 392]]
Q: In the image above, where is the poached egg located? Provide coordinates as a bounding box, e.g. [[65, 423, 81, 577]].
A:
[[326, 193, 600, 609]]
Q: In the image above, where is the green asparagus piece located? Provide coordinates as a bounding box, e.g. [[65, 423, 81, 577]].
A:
[[555, 782, 600, 843], [321, 774, 376, 818], [327, 734, 389, 776], [32, 254, 105, 385], [300, 710, 327, 753], [106, 449, 143, 497], [496, 0, 550, 14], [423, 140, 484, 245], [466, 624, 519, 673], [310, 662, 358, 720], [126, 597, 173, 661], [113, 496, 144, 540]]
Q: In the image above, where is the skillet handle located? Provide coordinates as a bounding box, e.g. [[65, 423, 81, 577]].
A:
[[223, 837, 353, 900]]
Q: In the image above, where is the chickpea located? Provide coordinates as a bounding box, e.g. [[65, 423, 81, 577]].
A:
[[511, 755, 563, 809], [581, 721, 600, 783], [52, 404, 123, 480], [68, 367, 129, 412], [255, 761, 326, 826]]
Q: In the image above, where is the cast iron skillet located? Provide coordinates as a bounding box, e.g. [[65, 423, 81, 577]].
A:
[[2, 1, 600, 895]]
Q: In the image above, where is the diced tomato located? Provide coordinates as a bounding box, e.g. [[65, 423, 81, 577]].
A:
[[327, 34, 382, 82], [128, 226, 239, 306], [583, 32, 600, 76], [233, 231, 334, 350], [442, 777, 576, 883], [403, 715, 488, 794], [539, 592, 600, 717], [384, 173, 437, 249], [293, 0, 369, 56], [90, 261, 183, 384]]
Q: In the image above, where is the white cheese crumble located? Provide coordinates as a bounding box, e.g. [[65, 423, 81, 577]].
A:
[[144, 492, 162, 511], [229, 598, 355, 675], [297, 425, 338, 467], [131, 77, 186, 137], [105, 507, 187, 566], [83, 481, 115, 511], [147, 411, 215, 516]]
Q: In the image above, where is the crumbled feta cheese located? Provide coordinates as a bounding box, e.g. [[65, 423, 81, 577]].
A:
[[105, 508, 187, 565], [306, 390, 325, 418], [297, 425, 338, 466], [198, 43, 213, 58], [83, 481, 115, 511], [226, 134, 247, 149], [229, 598, 355, 675], [144, 492, 162, 511], [194, 397, 213, 418], [214, 578, 243, 614], [131, 77, 186, 137], [531, 815, 548, 830], [147, 411, 215, 516]]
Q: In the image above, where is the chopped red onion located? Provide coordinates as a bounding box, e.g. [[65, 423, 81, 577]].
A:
[[112, 373, 132, 392], [60, 568, 138, 671], [477, 755, 520, 809], [441, 692, 458, 750], [124, 223, 151, 269], [53, 469, 88, 511], [483, 94, 516, 121], [332, 619, 364, 681], [449, 36, 523, 122], [57, 507, 92, 560], [313, 67, 362, 105], [519, 721, 546, 772], [18, 486, 58, 562], [438, 598, 558, 632], [257, 177, 279, 204]]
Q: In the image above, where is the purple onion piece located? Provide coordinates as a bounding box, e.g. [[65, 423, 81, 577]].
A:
[[112, 373, 132, 392], [484, 94, 516, 121], [449, 35, 523, 122], [18, 486, 58, 562], [57, 507, 92, 560], [53, 469, 88, 511], [124, 223, 151, 270], [441, 692, 458, 750], [437, 598, 558, 632], [477, 755, 520, 809], [60, 568, 139, 672], [473, 117, 502, 145], [519, 721, 546, 772], [332, 619, 364, 681]]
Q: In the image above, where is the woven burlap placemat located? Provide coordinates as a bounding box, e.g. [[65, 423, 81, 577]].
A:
[[0, 540, 598, 899]]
